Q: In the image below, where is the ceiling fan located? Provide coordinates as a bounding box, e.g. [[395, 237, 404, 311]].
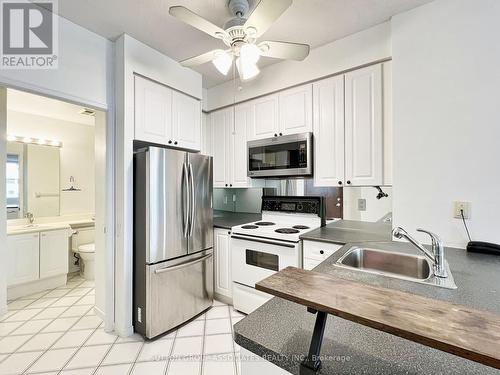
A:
[[169, 0, 310, 81]]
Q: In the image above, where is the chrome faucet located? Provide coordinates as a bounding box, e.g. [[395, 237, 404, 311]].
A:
[[392, 227, 448, 278], [25, 212, 34, 225]]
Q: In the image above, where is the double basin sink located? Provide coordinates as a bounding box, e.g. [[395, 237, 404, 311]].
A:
[[335, 246, 457, 289]]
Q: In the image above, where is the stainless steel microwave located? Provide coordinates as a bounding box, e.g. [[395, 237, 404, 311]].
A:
[[247, 132, 313, 178]]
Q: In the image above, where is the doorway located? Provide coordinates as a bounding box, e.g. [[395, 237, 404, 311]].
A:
[[0, 86, 114, 332]]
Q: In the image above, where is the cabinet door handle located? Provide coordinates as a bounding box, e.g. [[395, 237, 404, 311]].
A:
[[225, 184, 228, 187], [168, 140, 172, 144], [274, 133, 278, 137], [279, 132, 283, 136], [346, 180, 351, 185], [320, 250, 324, 255], [174, 141, 178, 145], [338, 181, 342, 185]]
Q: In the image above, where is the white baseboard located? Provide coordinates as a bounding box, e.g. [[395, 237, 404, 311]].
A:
[[214, 292, 233, 306], [8, 274, 68, 300], [114, 324, 134, 338]]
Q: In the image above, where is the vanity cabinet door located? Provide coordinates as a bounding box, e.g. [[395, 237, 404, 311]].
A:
[[7, 233, 40, 286], [40, 229, 69, 279]]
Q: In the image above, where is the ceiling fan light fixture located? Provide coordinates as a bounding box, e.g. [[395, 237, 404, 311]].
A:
[[239, 43, 261, 64], [236, 57, 260, 81], [212, 51, 233, 75]]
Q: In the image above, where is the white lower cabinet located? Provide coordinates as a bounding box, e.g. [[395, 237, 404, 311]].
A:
[[7, 229, 69, 287], [7, 233, 40, 286], [214, 228, 232, 299], [303, 240, 343, 270], [40, 229, 69, 279]]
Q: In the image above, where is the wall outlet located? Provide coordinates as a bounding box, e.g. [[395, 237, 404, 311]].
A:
[[454, 201, 471, 219], [357, 199, 366, 211]]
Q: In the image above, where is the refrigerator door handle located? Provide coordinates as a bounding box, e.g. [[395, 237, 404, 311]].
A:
[[154, 253, 213, 274], [182, 162, 190, 238], [189, 162, 195, 236]]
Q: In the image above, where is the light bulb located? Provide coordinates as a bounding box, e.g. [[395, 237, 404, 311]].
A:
[[240, 43, 261, 64], [212, 51, 232, 76], [236, 57, 260, 81]]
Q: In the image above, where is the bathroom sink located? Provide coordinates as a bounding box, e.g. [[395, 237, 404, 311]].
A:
[[335, 246, 457, 289]]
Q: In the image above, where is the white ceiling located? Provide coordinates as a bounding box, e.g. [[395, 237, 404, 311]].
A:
[[54, 0, 433, 88], [7, 89, 95, 126]]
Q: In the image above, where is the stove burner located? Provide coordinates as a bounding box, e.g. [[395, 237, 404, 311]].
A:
[[241, 225, 258, 229], [275, 228, 300, 234], [292, 225, 310, 230], [255, 221, 275, 226]]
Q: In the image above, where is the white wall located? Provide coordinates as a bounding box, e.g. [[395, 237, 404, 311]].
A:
[[0, 88, 7, 315], [343, 187, 392, 222], [114, 35, 202, 336], [7, 111, 95, 216], [206, 22, 391, 111], [0, 17, 113, 110], [392, 0, 500, 248], [0, 14, 113, 321]]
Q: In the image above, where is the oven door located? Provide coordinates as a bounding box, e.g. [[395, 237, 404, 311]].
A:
[[247, 132, 312, 178], [231, 235, 301, 288]]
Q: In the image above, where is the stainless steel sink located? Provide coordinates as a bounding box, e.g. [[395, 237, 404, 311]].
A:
[[336, 246, 457, 289]]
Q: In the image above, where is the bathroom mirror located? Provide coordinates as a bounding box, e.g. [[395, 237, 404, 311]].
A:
[[6, 141, 61, 219]]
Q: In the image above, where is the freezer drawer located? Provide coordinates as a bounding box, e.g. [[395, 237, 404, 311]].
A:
[[141, 249, 214, 338]]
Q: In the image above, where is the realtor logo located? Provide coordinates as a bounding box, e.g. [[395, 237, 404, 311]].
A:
[[0, 0, 58, 69]]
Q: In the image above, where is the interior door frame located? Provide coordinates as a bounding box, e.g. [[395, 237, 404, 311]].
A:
[[0, 82, 115, 331]]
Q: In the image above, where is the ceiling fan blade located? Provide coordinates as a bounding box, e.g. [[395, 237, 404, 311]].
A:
[[258, 41, 310, 61], [180, 50, 222, 67], [169, 6, 227, 39], [244, 0, 292, 38]]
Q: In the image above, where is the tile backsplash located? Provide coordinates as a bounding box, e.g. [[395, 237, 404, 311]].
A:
[[213, 188, 263, 213]]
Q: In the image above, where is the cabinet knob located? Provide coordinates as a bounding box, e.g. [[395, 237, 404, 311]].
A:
[[320, 250, 324, 255], [174, 141, 178, 145], [279, 132, 283, 136], [229, 184, 232, 187], [225, 184, 228, 187], [228, 231, 231, 235], [274, 133, 278, 137], [347, 180, 351, 185], [168, 140, 172, 144], [338, 181, 342, 185]]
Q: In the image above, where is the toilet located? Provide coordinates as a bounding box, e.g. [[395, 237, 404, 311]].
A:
[[71, 226, 95, 280]]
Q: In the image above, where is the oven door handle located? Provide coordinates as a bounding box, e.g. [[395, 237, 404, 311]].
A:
[[231, 235, 297, 248]]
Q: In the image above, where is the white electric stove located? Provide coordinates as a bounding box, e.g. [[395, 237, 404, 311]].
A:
[[231, 196, 324, 314]]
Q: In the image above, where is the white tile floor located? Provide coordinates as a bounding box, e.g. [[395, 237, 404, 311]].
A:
[[0, 275, 245, 375]]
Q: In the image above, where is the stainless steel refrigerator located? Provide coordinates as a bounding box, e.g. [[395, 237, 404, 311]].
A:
[[134, 146, 214, 339]]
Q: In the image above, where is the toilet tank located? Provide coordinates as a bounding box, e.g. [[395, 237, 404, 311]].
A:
[[71, 225, 95, 252]]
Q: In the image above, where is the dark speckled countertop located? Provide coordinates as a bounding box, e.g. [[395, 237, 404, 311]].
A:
[[300, 220, 392, 244], [234, 241, 500, 374], [213, 210, 261, 230]]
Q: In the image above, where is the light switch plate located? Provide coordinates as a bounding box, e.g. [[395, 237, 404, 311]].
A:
[[454, 201, 471, 219]]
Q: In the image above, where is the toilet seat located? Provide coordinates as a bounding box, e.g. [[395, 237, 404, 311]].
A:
[[78, 243, 95, 253]]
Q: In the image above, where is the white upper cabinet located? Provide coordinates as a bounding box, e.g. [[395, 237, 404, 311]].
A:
[[249, 94, 279, 140], [135, 75, 201, 151], [344, 64, 383, 186], [313, 76, 345, 187], [172, 91, 201, 151], [207, 106, 251, 188], [135, 75, 172, 145], [231, 103, 252, 188], [279, 84, 313, 135], [201, 113, 213, 156], [7, 233, 40, 286], [40, 229, 69, 279], [211, 108, 232, 188]]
